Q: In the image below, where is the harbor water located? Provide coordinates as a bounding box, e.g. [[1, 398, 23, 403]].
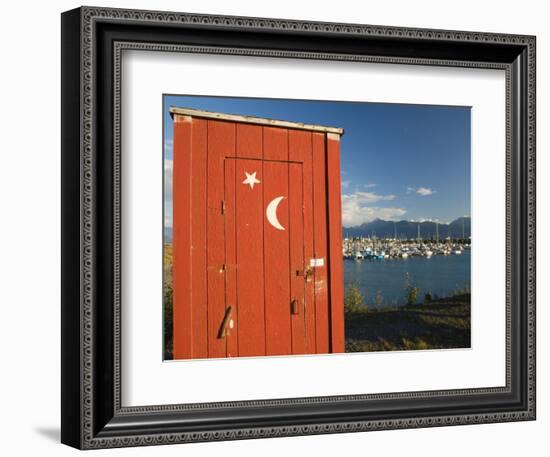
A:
[[343, 249, 471, 308]]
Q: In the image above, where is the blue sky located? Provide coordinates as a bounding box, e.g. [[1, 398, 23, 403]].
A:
[[163, 95, 470, 228]]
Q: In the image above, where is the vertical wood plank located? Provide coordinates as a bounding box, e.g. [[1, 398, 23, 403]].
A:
[[289, 162, 305, 354], [289, 130, 316, 354], [224, 158, 238, 357], [263, 127, 291, 355], [237, 123, 262, 159], [263, 127, 287, 161], [207, 120, 234, 358], [190, 118, 208, 358], [236, 124, 265, 356], [312, 132, 329, 354], [326, 133, 345, 353], [172, 116, 193, 359]]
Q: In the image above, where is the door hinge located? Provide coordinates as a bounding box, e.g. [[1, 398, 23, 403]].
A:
[[221, 200, 226, 215]]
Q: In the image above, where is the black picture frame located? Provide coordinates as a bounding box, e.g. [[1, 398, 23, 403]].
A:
[[61, 6, 536, 449]]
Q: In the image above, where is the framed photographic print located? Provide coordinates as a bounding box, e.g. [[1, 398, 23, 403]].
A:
[[61, 6, 536, 449]]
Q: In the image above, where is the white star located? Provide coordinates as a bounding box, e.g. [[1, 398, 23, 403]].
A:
[[242, 171, 261, 189]]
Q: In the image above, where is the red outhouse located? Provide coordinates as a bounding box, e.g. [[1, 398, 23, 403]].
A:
[[170, 107, 344, 359]]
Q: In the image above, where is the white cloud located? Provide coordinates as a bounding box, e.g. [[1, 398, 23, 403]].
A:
[[407, 186, 436, 196], [164, 159, 173, 229], [164, 139, 173, 154], [341, 191, 406, 226], [164, 159, 173, 191], [410, 217, 442, 223], [344, 191, 396, 204], [341, 180, 350, 188], [364, 183, 377, 188], [416, 187, 436, 196]]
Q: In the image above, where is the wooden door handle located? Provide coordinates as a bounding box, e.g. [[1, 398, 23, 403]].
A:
[[217, 306, 233, 339]]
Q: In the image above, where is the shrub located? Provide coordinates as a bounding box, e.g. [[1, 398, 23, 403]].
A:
[[345, 282, 367, 313], [404, 272, 420, 306], [163, 283, 173, 360], [374, 290, 384, 307]]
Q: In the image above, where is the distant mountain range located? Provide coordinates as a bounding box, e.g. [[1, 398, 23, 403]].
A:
[[165, 217, 471, 243], [343, 217, 471, 239]]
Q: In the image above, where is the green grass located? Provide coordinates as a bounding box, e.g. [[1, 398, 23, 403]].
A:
[[345, 293, 471, 352]]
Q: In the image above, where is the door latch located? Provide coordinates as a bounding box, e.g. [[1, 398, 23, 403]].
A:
[[296, 266, 313, 280]]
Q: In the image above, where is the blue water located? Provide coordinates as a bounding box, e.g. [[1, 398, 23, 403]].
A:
[[343, 250, 471, 308]]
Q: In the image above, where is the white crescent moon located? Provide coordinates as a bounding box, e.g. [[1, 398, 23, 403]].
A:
[[266, 196, 285, 231]]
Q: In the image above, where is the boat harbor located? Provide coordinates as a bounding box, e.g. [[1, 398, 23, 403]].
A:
[[343, 236, 470, 261]]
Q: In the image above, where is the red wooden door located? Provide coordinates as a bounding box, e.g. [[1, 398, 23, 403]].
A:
[[223, 158, 307, 357]]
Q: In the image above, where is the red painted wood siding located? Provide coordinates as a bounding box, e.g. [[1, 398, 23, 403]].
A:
[[234, 158, 265, 356], [190, 118, 208, 358], [206, 121, 233, 358], [289, 161, 306, 354], [288, 130, 316, 354], [172, 117, 192, 359], [263, 127, 291, 355], [224, 151, 238, 358], [312, 132, 330, 354], [235, 124, 265, 356], [172, 115, 343, 359], [327, 134, 345, 353]]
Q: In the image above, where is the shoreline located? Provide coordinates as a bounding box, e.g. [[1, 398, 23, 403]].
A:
[[345, 293, 471, 352]]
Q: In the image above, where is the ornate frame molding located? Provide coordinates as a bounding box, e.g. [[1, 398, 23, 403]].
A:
[[61, 6, 536, 449]]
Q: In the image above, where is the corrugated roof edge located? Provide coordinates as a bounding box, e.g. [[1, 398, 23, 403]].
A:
[[169, 106, 344, 135]]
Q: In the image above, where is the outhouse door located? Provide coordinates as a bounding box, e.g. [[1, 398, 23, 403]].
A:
[[222, 156, 310, 357]]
